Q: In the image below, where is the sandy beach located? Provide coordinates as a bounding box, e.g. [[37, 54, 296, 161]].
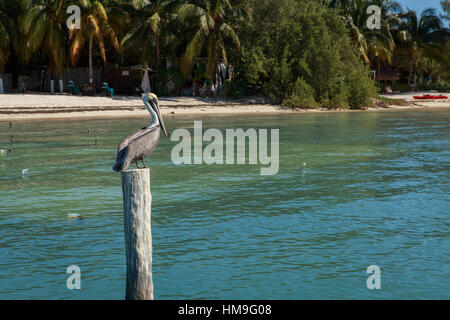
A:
[[380, 91, 450, 108], [0, 92, 448, 121]]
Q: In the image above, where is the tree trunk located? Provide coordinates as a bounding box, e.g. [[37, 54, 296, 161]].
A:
[[377, 60, 381, 88], [206, 34, 216, 81], [408, 58, 415, 86], [155, 36, 160, 70], [89, 33, 94, 83]]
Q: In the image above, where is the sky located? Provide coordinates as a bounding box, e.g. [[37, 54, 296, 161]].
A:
[[397, 0, 445, 15]]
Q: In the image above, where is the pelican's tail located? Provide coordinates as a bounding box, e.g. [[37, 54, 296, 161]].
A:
[[112, 162, 123, 172], [113, 148, 129, 172]]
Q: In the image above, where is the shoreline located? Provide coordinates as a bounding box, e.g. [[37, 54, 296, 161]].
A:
[[0, 92, 448, 122]]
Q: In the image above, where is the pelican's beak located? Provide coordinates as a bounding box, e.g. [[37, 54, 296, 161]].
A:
[[150, 97, 167, 136]]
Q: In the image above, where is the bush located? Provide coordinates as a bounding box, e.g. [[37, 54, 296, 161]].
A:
[[283, 77, 317, 108], [220, 79, 249, 98], [419, 80, 450, 92], [346, 62, 378, 109]]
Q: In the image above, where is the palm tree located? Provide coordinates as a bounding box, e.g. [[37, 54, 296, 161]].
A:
[[441, 0, 449, 26], [395, 8, 445, 85], [179, 0, 247, 80], [121, 0, 178, 70], [69, 0, 124, 83], [0, 0, 20, 92], [21, 0, 67, 82], [336, 0, 400, 68]]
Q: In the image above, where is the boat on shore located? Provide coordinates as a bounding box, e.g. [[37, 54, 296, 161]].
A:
[[413, 94, 448, 100]]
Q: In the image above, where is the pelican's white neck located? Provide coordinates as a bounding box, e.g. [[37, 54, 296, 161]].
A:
[[143, 98, 159, 127]]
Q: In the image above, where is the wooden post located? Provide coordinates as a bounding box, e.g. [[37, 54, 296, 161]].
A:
[[121, 168, 154, 300]]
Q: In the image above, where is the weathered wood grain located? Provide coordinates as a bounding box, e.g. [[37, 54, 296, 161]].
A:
[[121, 168, 153, 300]]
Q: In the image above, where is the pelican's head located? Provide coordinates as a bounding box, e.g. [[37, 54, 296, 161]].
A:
[[142, 93, 167, 136]]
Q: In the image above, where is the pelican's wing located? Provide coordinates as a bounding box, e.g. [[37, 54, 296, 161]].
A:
[[117, 126, 159, 152]]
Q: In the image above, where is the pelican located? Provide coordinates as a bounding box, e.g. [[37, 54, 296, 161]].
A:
[[113, 93, 167, 172]]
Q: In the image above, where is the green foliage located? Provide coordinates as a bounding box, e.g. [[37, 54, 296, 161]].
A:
[[377, 95, 407, 105], [21, 0, 68, 75], [419, 80, 450, 92], [179, 0, 247, 80], [0, 0, 447, 102], [442, 0, 450, 26], [237, 46, 268, 87], [390, 82, 410, 92], [153, 65, 184, 95], [335, 0, 400, 66], [394, 7, 447, 85], [345, 52, 378, 108], [0, 8, 13, 73], [220, 78, 249, 98], [283, 78, 318, 109], [69, 0, 122, 65], [265, 47, 294, 104], [235, 0, 377, 109], [120, 0, 177, 70]]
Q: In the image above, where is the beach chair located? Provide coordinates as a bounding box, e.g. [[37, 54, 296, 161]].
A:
[[69, 81, 81, 95], [102, 82, 115, 96]]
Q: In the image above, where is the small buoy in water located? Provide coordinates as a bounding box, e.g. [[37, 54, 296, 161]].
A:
[[68, 213, 84, 220], [22, 169, 29, 175]]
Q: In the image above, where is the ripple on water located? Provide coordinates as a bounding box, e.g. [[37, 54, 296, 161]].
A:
[[0, 110, 449, 299]]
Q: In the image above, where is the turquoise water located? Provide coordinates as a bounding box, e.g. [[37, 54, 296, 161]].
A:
[[0, 109, 448, 299]]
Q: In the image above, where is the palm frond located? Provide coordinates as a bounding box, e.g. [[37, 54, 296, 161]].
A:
[[69, 31, 86, 66], [181, 28, 206, 78], [219, 22, 240, 49]]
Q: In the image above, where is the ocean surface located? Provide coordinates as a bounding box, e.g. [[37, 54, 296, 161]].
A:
[[0, 109, 448, 299]]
